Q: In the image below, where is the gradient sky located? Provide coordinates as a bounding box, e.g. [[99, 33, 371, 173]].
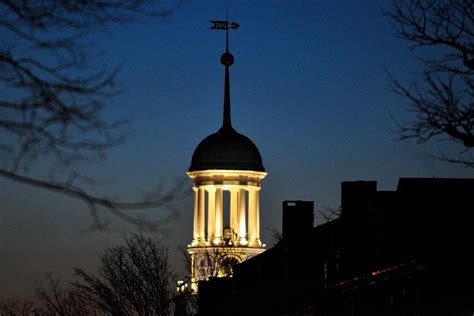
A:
[[1, 1, 473, 300]]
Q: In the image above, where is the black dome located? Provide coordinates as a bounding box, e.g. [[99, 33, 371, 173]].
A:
[[189, 126, 264, 172]]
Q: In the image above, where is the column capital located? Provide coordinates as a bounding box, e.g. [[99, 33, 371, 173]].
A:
[[229, 186, 240, 193], [246, 186, 261, 192], [205, 186, 217, 193]]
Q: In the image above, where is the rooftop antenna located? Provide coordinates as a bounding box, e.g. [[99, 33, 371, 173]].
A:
[[210, 8, 240, 128]]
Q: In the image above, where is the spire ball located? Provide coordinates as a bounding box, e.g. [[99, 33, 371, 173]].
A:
[[221, 52, 234, 66]]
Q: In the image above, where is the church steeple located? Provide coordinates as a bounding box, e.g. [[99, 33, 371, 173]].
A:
[[186, 18, 267, 293]]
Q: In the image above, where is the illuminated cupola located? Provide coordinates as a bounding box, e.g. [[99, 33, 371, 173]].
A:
[[186, 21, 267, 292]]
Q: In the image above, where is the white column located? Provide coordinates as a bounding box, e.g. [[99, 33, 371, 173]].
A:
[[230, 187, 239, 239], [207, 187, 216, 243], [192, 187, 199, 244], [214, 188, 223, 244], [248, 188, 261, 247], [198, 187, 205, 243], [238, 188, 247, 245], [255, 189, 261, 245]]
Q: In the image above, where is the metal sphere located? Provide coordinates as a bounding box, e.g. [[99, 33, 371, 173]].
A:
[[220, 52, 234, 66]]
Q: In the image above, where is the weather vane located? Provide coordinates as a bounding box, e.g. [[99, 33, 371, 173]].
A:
[[210, 18, 240, 52], [210, 20, 240, 30]]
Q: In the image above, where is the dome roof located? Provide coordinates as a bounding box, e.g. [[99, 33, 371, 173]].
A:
[[189, 125, 264, 172]]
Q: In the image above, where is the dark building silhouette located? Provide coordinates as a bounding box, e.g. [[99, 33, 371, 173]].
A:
[[197, 178, 474, 316]]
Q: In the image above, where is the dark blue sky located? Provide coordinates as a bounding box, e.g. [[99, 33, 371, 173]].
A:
[[1, 1, 472, 299]]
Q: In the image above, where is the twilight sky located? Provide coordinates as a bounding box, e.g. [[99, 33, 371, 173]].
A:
[[1, 1, 472, 300]]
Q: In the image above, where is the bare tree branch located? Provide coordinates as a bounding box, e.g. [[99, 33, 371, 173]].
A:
[[0, 1, 189, 230], [73, 233, 175, 315], [317, 205, 341, 223], [0, 168, 188, 232], [265, 226, 283, 245], [0, 298, 36, 316], [35, 274, 94, 316], [385, 0, 474, 167]]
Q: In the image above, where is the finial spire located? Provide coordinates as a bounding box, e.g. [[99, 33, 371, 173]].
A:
[[210, 18, 239, 128]]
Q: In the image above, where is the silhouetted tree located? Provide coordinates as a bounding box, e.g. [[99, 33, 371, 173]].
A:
[[180, 243, 247, 295], [317, 205, 341, 223], [265, 205, 340, 246], [0, 0, 187, 231], [73, 233, 174, 315], [0, 298, 35, 316], [178, 242, 245, 314], [265, 226, 283, 245], [35, 274, 95, 315], [385, 0, 474, 167]]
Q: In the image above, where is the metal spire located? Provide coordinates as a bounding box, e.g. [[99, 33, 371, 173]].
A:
[[210, 18, 239, 128]]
